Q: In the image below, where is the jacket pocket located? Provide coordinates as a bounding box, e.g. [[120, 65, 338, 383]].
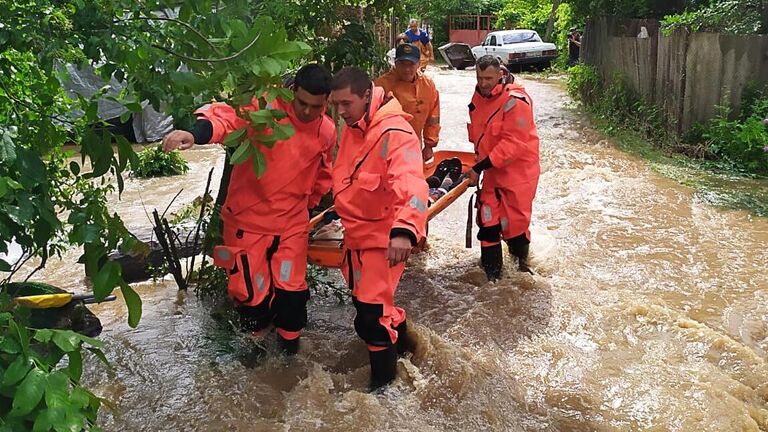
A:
[[467, 122, 477, 144], [346, 171, 390, 221], [213, 245, 255, 304]]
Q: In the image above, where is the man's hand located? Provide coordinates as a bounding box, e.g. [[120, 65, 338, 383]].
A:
[[422, 146, 434, 161], [388, 235, 413, 267], [468, 169, 480, 186], [162, 130, 195, 152]]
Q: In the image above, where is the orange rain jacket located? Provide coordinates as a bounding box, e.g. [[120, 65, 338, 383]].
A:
[[468, 82, 540, 190], [194, 97, 335, 234], [332, 86, 429, 250], [468, 81, 540, 239], [374, 70, 440, 150]]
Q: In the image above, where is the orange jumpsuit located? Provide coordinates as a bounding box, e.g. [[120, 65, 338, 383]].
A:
[[200, 97, 335, 339], [374, 70, 440, 151], [468, 82, 540, 247], [332, 86, 428, 351]]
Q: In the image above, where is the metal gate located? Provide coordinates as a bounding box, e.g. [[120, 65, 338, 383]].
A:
[[448, 15, 494, 47]]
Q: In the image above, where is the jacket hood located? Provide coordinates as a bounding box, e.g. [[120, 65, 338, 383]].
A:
[[353, 85, 413, 133]]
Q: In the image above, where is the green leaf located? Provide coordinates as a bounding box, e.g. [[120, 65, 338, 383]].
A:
[[45, 371, 70, 409], [10, 367, 46, 417], [120, 283, 142, 328], [9, 319, 30, 354], [230, 141, 251, 165], [32, 407, 62, 432], [260, 58, 282, 76], [0, 335, 21, 353], [222, 128, 247, 147], [0, 258, 11, 272], [272, 123, 294, 141], [93, 261, 121, 300], [70, 387, 90, 409], [73, 224, 101, 244], [2, 355, 31, 386], [0, 129, 17, 163], [52, 330, 80, 353], [66, 349, 82, 382], [0, 178, 8, 199], [248, 110, 273, 125], [87, 347, 110, 367], [252, 148, 267, 178], [33, 329, 54, 343]]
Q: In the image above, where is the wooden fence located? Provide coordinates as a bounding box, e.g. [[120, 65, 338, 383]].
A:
[[583, 16, 768, 133]]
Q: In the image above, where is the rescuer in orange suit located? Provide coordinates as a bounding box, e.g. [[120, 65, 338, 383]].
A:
[[161, 64, 336, 354], [375, 43, 440, 162], [466, 55, 541, 280], [329, 67, 428, 389]]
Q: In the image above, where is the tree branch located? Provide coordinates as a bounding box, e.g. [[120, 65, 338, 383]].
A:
[[0, 76, 78, 126], [114, 16, 221, 53], [150, 30, 263, 63]]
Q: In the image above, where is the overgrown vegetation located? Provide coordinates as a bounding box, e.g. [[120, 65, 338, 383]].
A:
[[323, 22, 390, 74], [131, 146, 189, 178], [567, 64, 672, 145], [685, 88, 768, 176], [1, 0, 313, 428], [661, 0, 766, 34], [0, 296, 107, 432]]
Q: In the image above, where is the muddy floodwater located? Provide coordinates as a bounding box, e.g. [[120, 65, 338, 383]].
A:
[[28, 69, 768, 431]]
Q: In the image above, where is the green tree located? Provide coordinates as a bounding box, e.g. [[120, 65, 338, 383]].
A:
[[1, 0, 309, 428]]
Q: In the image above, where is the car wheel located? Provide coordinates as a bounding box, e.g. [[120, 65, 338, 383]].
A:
[[540, 60, 552, 69]]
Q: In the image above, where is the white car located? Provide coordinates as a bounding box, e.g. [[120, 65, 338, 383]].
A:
[[471, 30, 557, 68]]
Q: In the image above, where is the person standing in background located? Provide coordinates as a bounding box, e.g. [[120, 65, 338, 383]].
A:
[[404, 19, 434, 71]]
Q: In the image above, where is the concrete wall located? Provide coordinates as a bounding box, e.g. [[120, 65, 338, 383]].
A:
[[583, 16, 768, 134]]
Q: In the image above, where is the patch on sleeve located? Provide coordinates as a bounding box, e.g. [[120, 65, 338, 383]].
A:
[[380, 136, 390, 158], [503, 98, 517, 112], [409, 196, 427, 213]]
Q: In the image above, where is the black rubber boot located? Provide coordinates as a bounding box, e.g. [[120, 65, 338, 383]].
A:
[[237, 303, 273, 333], [369, 346, 397, 391], [394, 321, 413, 356], [277, 334, 300, 355], [481, 244, 503, 281], [507, 235, 533, 274]]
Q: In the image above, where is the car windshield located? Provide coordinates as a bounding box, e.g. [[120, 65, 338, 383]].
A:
[[502, 32, 541, 44]]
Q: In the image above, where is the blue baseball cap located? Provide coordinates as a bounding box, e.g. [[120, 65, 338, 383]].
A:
[[395, 43, 421, 64]]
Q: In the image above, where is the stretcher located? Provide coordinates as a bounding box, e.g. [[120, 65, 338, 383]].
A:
[[307, 150, 476, 268]]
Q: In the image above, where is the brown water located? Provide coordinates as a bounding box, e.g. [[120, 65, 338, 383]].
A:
[[28, 69, 768, 431]]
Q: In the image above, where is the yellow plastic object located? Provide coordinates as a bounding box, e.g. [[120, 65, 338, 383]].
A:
[[13, 293, 74, 309]]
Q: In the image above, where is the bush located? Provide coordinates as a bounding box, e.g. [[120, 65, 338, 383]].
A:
[[567, 64, 601, 104], [0, 295, 106, 431], [568, 65, 670, 144], [131, 146, 189, 178], [693, 98, 768, 175]]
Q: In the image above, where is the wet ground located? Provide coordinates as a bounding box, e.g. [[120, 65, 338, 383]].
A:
[[29, 68, 768, 431]]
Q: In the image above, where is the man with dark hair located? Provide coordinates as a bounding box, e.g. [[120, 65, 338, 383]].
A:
[[161, 64, 336, 354], [568, 27, 581, 66], [467, 55, 540, 280], [329, 66, 428, 389], [376, 43, 440, 161]]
